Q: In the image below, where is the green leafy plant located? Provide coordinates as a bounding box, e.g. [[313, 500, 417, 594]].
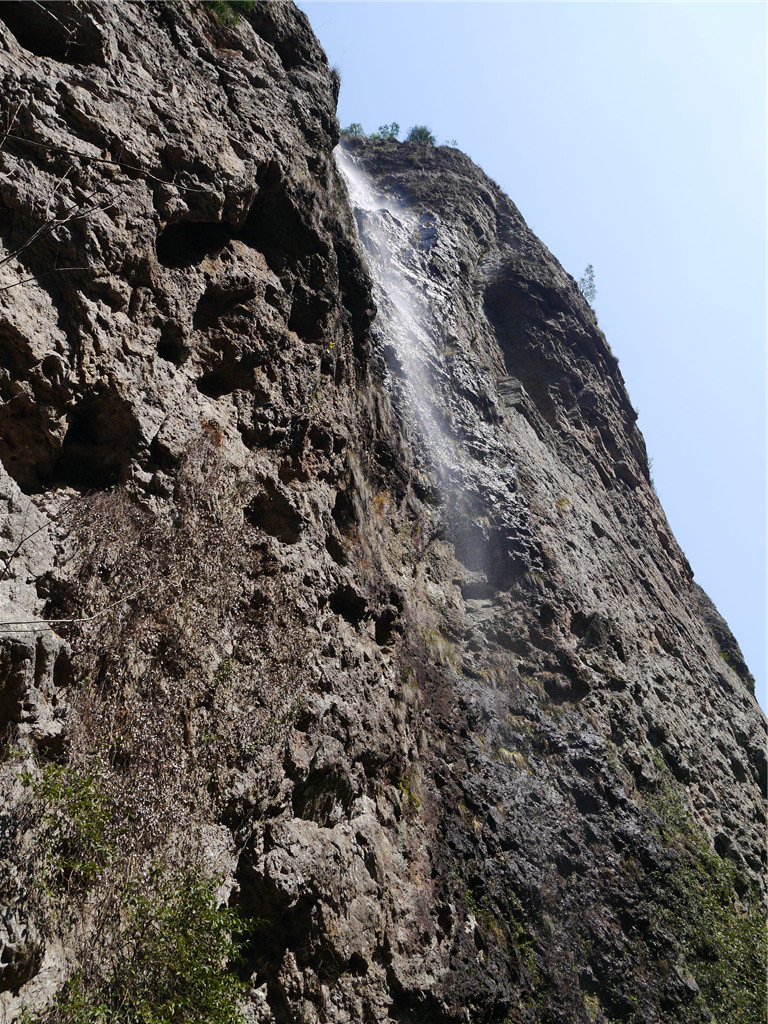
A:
[[406, 125, 436, 145], [23, 760, 118, 891], [340, 122, 366, 139], [578, 263, 596, 304], [505, 890, 540, 981], [33, 868, 248, 1024], [204, 0, 255, 25], [340, 122, 403, 141], [373, 122, 400, 140], [464, 882, 504, 941]]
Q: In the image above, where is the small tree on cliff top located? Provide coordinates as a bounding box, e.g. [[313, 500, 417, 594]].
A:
[[340, 122, 366, 139], [406, 125, 436, 145], [373, 122, 400, 140], [578, 263, 596, 305]]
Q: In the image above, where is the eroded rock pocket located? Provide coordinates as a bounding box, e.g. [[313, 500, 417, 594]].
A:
[[245, 482, 303, 544], [52, 388, 142, 489], [0, 0, 107, 64]]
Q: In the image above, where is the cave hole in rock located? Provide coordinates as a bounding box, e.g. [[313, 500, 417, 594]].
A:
[[569, 610, 609, 649], [325, 531, 348, 566], [233, 869, 315, 993], [329, 584, 368, 625], [374, 602, 401, 646], [539, 602, 556, 628], [52, 649, 73, 689], [646, 726, 665, 748], [245, 482, 303, 544], [287, 284, 329, 342], [331, 486, 358, 533], [196, 358, 254, 400], [156, 221, 232, 269], [0, 1, 104, 64], [156, 322, 188, 365], [240, 161, 321, 275], [573, 789, 603, 816], [0, 399, 55, 495], [372, 587, 403, 646], [51, 389, 141, 489]]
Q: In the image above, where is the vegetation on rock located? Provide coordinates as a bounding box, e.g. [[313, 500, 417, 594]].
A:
[[22, 759, 119, 892], [340, 122, 366, 139], [578, 263, 596, 304], [406, 125, 437, 145], [3, 430, 306, 1020], [340, 122, 439, 145], [645, 767, 767, 1024], [204, 0, 255, 26], [24, 867, 247, 1024], [0, 3, 763, 1022]]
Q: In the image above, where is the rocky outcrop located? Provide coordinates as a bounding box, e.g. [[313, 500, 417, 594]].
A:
[[0, 3, 764, 1024]]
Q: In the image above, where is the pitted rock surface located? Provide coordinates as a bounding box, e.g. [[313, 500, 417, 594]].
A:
[[0, 4, 764, 1024]]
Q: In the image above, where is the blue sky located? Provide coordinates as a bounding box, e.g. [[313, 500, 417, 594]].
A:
[[297, 1, 766, 710]]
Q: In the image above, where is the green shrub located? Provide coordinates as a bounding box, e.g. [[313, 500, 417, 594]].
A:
[[373, 122, 400, 140], [24, 760, 118, 891], [406, 125, 436, 145], [340, 122, 366, 139], [34, 868, 248, 1024], [19, 758, 249, 1024], [578, 263, 596, 304], [204, 0, 255, 25]]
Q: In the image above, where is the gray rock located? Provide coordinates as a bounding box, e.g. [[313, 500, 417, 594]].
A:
[[0, 907, 43, 994], [0, 3, 763, 1023]]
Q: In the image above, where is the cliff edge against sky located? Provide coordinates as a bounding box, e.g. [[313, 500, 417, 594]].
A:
[[0, 3, 764, 1023]]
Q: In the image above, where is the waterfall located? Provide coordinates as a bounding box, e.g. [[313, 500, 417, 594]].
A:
[[336, 145, 540, 587], [335, 145, 456, 488]]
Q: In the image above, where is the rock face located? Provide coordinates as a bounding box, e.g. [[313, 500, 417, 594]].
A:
[[0, 4, 764, 1024]]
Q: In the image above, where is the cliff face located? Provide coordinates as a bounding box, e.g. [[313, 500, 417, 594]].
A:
[[0, 4, 764, 1024]]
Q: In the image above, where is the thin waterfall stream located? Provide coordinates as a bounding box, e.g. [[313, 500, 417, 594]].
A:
[[336, 145, 539, 588], [336, 145, 457, 490]]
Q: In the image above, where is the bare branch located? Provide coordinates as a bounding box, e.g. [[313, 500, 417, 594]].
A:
[[0, 500, 33, 585], [45, 165, 74, 218], [0, 101, 21, 154], [0, 190, 116, 271], [30, 0, 75, 51], [0, 507, 36, 586], [0, 586, 147, 631], [4, 131, 212, 193], [0, 266, 88, 294], [0, 491, 84, 584]]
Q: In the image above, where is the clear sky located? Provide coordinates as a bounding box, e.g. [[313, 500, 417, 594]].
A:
[[296, 1, 767, 711]]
